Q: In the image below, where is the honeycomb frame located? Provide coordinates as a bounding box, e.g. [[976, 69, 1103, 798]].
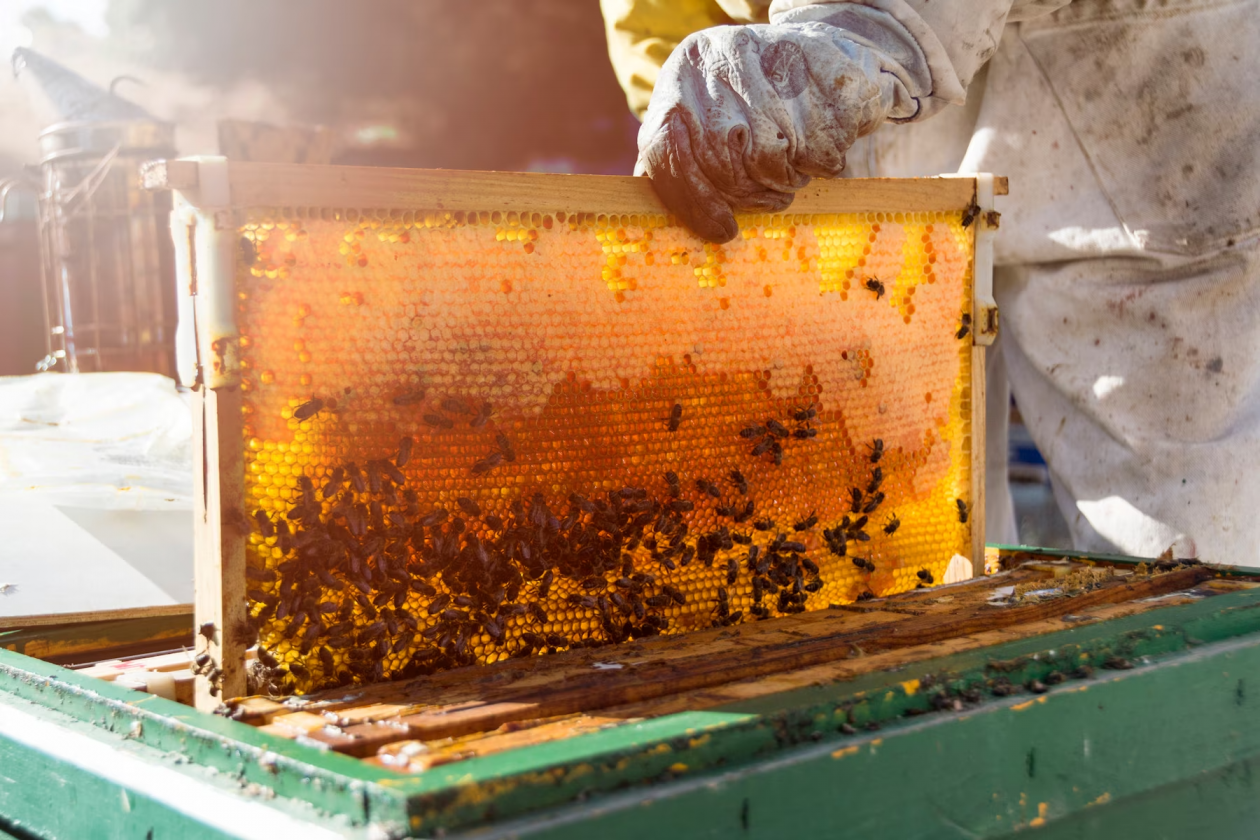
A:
[[158, 161, 999, 710]]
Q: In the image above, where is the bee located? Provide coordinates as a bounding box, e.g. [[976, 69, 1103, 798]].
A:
[[884, 515, 901, 535], [396, 436, 414, 468], [956, 313, 972, 341], [521, 631, 545, 649], [961, 201, 980, 228], [666, 402, 683, 432], [239, 236, 258, 267], [494, 431, 514, 455], [440, 397, 471, 415], [426, 593, 451, 615], [380, 460, 407, 487], [731, 531, 752, 545], [726, 556, 740, 585], [751, 439, 774, 457], [663, 585, 686, 606], [793, 511, 818, 531], [254, 510, 275, 539], [850, 487, 863, 513], [766, 419, 789, 439], [484, 514, 504, 530], [545, 633, 570, 649], [696, 478, 722, 498], [792, 427, 817, 439], [862, 492, 885, 514], [293, 398, 324, 421], [419, 508, 449, 527], [198, 621, 216, 643], [679, 545, 696, 567], [868, 439, 884, 464], [645, 594, 671, 608], [456, 497, 481, 517], [956, 498, 969, 524], [715, 503, 734, 517], [669, 499, 695, 512], [729, 469, 748, 495], [753, 517, 775, 531], [663, 470, 681, 497], [423, 413, 454, 429], [471, 452, 504, 475], [740, 424, 766, 440], [915, 568, 935, 585], [804, 578, 823, 593], [528, 603, 548, 624], [345, 461, 366, 493], [864, 277, 885, 299], [793, 406, 817, 423], [392, 389, 426, 406], [470, 401, 493, 428]]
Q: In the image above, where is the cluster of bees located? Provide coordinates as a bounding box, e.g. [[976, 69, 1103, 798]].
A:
[[238, 391, 953, 694]]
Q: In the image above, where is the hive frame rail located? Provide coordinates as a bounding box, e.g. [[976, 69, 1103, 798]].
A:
[[148, 158, 1001, 712]]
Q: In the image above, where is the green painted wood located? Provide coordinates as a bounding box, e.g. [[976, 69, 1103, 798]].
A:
[[472, 631, 1260, 839], [0, 689, 365, 840], [0, 648, 409, 829], [3, 582, 1260, 837]]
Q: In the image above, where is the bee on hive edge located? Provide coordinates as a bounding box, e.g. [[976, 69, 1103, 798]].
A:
[[864, 277, 885, 299], [666, 402, 683, 432], [957, 313, 972, 341], [956, 498, 969, 524], [917, 568, 935, 584], [868, 438, 884, 464], [962, 201, 980, 228], [293, 398, 324, 421]]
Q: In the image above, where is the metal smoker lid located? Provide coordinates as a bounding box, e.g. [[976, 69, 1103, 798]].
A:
[[38, 120, 177, 165]]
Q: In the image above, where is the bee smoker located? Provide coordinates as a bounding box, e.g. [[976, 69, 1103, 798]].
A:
[[14, 49, 179, 375], [33, 120, 180, 375]]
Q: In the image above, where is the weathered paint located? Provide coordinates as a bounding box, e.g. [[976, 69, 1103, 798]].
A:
[[2, 581, 1260, 836]]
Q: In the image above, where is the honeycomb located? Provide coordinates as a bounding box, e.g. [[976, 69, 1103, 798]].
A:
[[235, 203, 976, 693]]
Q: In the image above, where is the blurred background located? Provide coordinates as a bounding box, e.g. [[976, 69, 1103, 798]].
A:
[[0, 0, 640, 181]]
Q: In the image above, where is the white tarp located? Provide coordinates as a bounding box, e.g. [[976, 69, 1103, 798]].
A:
[[0, 372, 194, 620]]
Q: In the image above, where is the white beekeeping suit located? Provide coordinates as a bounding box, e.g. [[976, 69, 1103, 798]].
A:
[[604, 0, 1260, 565]]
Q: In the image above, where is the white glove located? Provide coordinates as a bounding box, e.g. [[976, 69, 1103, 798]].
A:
[[636, 4, 948, 242]]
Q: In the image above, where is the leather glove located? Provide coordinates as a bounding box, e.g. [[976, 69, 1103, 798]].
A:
[[636, 5, 942, 243]]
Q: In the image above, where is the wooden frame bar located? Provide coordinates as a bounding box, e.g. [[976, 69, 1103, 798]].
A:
[[153, 159, 999, 712]]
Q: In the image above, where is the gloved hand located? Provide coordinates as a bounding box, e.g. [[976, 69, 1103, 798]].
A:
[[636, 6, 943, 243]]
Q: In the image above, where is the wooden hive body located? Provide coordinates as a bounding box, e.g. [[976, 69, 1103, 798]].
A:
[[149, 160, 999, 710]]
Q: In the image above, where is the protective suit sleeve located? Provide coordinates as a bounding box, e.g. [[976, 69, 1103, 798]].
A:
[[600, 0, 738, 120]]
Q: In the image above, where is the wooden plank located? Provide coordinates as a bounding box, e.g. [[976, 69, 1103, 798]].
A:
[[193, 385, 248, 710], [970, 344, 987, 575], [0, 604, 191, 632], [153, 161, 979, 217], [291, 568, 1209, 748]]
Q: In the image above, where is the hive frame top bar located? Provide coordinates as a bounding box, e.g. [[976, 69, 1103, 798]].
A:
[[143, 158, 1006, 216]]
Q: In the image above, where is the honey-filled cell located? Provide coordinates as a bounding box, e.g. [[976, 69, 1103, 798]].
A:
[[236, 206, 976, 694]]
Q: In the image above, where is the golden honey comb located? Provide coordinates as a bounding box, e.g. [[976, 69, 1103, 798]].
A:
[[236, 206, 975, 693]]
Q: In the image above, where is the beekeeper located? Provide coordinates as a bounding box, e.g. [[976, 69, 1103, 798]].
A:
[[601, 0, 1260, 566]]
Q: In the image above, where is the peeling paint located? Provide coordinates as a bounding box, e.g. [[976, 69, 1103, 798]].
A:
[[1088, 792, 1112, 807], [831, 746, 859, 759], [1011, 700, 1036, 712], [900, 679, 921, 697]]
